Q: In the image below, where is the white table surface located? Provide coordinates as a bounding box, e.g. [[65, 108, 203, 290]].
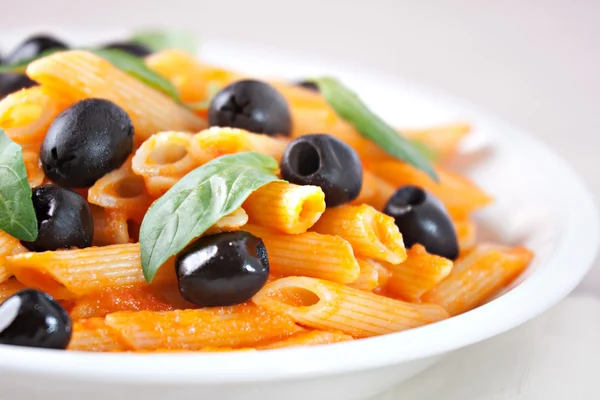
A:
[[1, 1, 598, 398]]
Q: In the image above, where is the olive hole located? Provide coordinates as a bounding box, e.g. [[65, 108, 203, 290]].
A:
[[290, 142, 320, 176], [149, 143, 187, 165], [273, 286, 321, 307], [398, 186, 427, 206], [116, 176, 145, 198]]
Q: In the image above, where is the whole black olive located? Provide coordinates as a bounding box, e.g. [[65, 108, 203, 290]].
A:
[[176, 231, 270, 307], [208, 79, 292, 137], [0, 73, 37, 99], [21, 184, 94, 252], [40, 98, 134, 188], [384, 185, 458, 260], [5, 35, 67, 65], [0, 289, 72, 349], [103, 42, 152, 57], [295, 80, 319, 92], [280, 134, 363, 207]]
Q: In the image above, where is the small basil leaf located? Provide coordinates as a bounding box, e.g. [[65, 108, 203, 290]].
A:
[[411, 140, 439, 162], [310, 77, 439, 182], [140, 152, 282, 282], [0, 48, 63, 74], [0, 129, 38, 241], [90, 48, 180, 101], [130, 30, 198, 53]]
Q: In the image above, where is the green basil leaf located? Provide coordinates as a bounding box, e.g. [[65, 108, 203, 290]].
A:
[[90, 48, 180, 101], [130, 30, 198, 53], [310, 77, 439, 182], [0, 130, 38, 241], [411, 140, 439, 162], [140, 152, 282, 282]]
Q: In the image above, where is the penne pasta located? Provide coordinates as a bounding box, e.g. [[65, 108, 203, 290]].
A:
[[348, 259, 380, 291], [402, 122, 471, 159], [68, 318, 132, 352], [259, 330, 353, 349], [244, 181, 325, 234], [26, 50, 206, 142], [368, 161, 493, 218], [0, 230, 27, 283], [311, 205, 407, 264], [0, 278, 26, 303], [22, 149, 44, 187], [189, 127, 289, 165], [384, 244, 454, 301], [244, 224, 360, 283], [205, 207, 249, 235], [90, 206, 131, 246], [453, 217, 477, 253], [253, 276, 449, 338], [422, 244, 534, 316], [104, 304, 302, 350]]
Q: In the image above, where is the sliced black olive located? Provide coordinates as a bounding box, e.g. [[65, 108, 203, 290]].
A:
[[21, 184, 94, 252], [0, 289, 72, 349], [5, 35, 67, 65], [176, 231, 270, 307], [103, 42, 152, 57], [40, 98, 134, 188], [208, 79, 292, 137], [384, 185, 458, 260], [0, 73, 37, 99], [295, 80, 319, 92], [280, 134, 363, 207]]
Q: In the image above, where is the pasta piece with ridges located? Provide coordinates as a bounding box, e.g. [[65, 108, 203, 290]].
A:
[[0, 279, 26, 303], [311, 205, 407, 265], [26, 51, 206, 141], [5, 243, 176, 299], [259, 330, 354, 349], [348, 259, 380, 291], [190, 127, 289, 165], [90, 206, 130, 246], [253, 277, 449, 338], [244, 182, 325, 234], [402, 122, 471, 159], [453, 218, 477, 253], [244, 224, 360, 283], [68, 318, 132, 352], [205, 208, 249, 235], [88, 157, 153, 224], [104, 305, 302, 350], [368, 161, 493, 218], [23, 149, 44, 187], [422, 244, 534, 316], [0, 230, 27, 283], [384, 244, 454, 301]]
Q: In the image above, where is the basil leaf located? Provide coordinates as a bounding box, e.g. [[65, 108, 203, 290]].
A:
[[90, 48, 180, 101], [412, 140, 439, 162], [131, 30, 198, 53], [140, 152, 281, 282], [0, 130, 38, 241], [311, 77, 439, 181]]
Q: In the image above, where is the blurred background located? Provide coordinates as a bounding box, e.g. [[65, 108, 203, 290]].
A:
[[1, 0, 598, 286]]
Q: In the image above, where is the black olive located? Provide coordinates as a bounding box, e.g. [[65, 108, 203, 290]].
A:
[[176, 231, 270, 307], [0, 289, 72, 349], [0, 73, 37, 99], [103, 42, 152, 57], [384, 186, 458, 260], [40, 98, 134, 188], [5, 35, 67, 65], [295, 80, 319, 92], [209, 79, 292, 137], [21, 184, 94, 252], [280, 134, 363, 207]]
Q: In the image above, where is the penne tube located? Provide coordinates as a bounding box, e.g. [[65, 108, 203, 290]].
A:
[[369, 161, 493, 218], [253, 276, 449, 338], [373, 260, 392, 289], [22, 149, 44, 187], [68, 318, 132, 352], [244, 181, 325, 234], [422, 244, 534, 316], [453, 217, 477, 253], [189, 127, 289, 165], [311, 205, 407, 265], [0, 278, 26, 303], [5, 243, 176, 299], [90, 206, 131, 246], [26, 50, 206, 142], [384, 244, 453, 302], [0, 230, 27, 283], [205, 207, 249, 235], [348, 259, 380, 291], [0, 86, 70, 150], [259, 330, 353, 349], [244, 224, 360, 284], [104, 304, 302, 350], [402, 122, 471, 159], [88, 157, 153, 223]]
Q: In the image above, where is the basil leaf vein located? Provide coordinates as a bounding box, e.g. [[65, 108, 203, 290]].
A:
[[0, 129, 38, 241], [311, 77, 439, 181], [140, 152, 281, 282]]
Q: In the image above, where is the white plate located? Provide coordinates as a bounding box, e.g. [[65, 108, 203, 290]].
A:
[[0, 34, 598, 400]]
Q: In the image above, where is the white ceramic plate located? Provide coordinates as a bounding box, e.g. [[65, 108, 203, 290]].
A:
[[0, 33, 598, 400]]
